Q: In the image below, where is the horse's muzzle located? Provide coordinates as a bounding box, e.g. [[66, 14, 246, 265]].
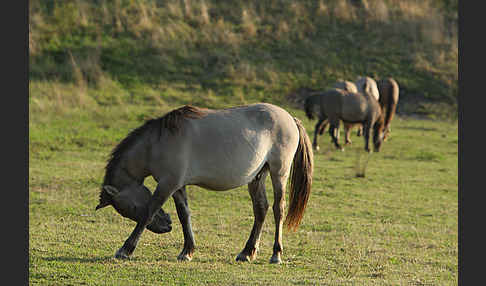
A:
[[146, 209, 172, 234]]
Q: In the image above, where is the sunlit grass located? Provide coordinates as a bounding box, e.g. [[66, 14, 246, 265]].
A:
[[29, 104, 458, 285]]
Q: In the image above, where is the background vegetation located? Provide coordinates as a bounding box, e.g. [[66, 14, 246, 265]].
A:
[[29, 0, 458, 284], [29, 0, 457, 117]]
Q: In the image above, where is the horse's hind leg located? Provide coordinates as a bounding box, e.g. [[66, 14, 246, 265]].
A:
[[344, 123, 352, 145], [172, 186, 195, 261], [236, 167, 269, 262], [268, 169, 291, 264], [328, 119, 343, 150]]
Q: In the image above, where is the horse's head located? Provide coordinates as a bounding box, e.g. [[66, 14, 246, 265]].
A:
[[373, 115, 386, 152], [96, 185, 172, 234]]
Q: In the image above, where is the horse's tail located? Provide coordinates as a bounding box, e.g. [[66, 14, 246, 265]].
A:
[[285, 117, 314, 231], [304, 96, 316, 120], [383, 78, 399, 131]]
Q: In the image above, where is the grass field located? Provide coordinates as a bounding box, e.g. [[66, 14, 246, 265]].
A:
[[29, 104, 458, 285]]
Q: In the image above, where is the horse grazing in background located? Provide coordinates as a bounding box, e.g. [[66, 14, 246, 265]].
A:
[[377, 78, 399, 141], [307, 80, 363, 150], [304, 82, 385, 152], [95, 103, 313, 264]]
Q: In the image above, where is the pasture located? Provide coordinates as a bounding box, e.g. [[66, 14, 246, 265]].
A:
[[29, 105, 458, 285]]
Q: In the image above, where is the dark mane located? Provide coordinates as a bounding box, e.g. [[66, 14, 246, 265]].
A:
[[100, 105, 207, 201]]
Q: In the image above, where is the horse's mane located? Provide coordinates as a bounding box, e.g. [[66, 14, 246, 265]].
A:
[[101, 105, 207, 189]]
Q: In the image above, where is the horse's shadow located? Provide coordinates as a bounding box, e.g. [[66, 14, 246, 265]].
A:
[[41, 256, 114, 263]]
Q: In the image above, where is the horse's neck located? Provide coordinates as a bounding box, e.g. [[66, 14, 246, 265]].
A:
[[109, 142, 151, 190], [110, 167, 143, 189]]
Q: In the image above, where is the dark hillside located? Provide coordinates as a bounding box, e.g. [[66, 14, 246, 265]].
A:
[[29, 0, 458, 118]]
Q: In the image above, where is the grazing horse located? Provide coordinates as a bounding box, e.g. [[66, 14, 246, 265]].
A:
[[377, 78, 399, 141], [308, 80, 362, 150], [304, 83, 385, 152], [95, 103, 313, 264]]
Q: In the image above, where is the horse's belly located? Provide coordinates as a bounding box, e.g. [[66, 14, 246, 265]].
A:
[[194, 176, 255, 191], [187, 133, 271, 191], [190, 164, 265, 191]]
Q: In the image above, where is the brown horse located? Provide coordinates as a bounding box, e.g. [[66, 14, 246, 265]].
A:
[[309, 81, 363, 150], [377, 78, 399, 140], [304, 84, 385, 152], [96, 103, 313, 264]]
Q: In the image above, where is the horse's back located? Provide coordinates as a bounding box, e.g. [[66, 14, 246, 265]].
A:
[[318, 89, 366, 122], [333, 80, 358, 93], [184, 103, 299, 190]]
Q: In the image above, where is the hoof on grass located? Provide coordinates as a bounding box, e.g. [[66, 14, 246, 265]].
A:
[[177, 253, 193, 262], [236, 253, 253, 262], [114, 248, 131, 260], [269, 254, 281, 264]]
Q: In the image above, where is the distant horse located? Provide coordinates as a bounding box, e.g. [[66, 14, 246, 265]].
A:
[[304, 83, 385, 152], [308, 80, 363, 150], [377, 78, 399, 141], [355, 76, 380, 101], [95, 103, 313, 264]]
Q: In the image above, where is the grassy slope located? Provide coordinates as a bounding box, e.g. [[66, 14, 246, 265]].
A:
[[29, 0, 458, 117]]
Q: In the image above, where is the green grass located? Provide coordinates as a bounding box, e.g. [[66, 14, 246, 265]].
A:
[[29, 104, 458, 285]]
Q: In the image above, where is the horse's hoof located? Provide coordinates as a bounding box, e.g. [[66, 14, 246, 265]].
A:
[[177, 253, 193, 262], [114, 248, 131, 260], [236, 252, 252, 262], [269, 254, 282, 264]]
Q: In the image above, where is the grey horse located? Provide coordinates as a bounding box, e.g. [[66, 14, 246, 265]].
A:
[[95, 103, 313, 264]]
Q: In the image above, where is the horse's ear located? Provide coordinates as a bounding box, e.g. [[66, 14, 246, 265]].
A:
[[103, 185, 120, 197]]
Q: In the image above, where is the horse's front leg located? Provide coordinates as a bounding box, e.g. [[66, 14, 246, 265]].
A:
[[115, 183, 178, 259], [312, 119, 326, 151], [172, 186, 195, 261], [363, 123, 372, 153], [115, 221, 148, 259]]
